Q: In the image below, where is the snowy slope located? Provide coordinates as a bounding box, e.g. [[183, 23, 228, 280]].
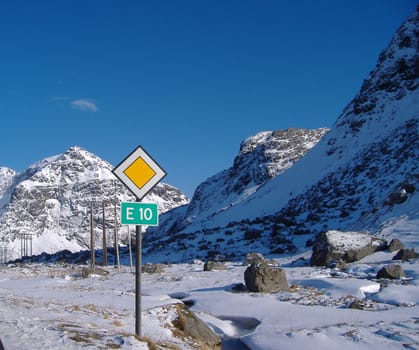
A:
[[143, 7, 418, 263], [0, 244, 418, 350], [212, 7, 418, 228], [145, 128, 328, 242], [185, 128, 328, 224], [0, 146, 188, 260]]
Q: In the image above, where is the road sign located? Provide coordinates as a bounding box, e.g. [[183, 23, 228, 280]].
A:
[[121, 202, 158, 226], [112, 146, 166, 200], [112, 145, 166, 337]]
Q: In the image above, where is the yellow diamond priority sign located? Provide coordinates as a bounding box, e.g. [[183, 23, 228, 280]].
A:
[[112, 146, 166, 200]]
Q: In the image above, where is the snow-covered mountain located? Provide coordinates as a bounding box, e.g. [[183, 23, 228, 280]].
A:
[[144, 128, 328, 243], [1, 8, 417, 265], [143, 7, 418, 263], [0, 167, 16, 201], [185, 128, 329, 224], [0, 146, 189, 260]]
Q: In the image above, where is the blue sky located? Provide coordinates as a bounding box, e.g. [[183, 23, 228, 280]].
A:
[[0, 1, 416, 197]]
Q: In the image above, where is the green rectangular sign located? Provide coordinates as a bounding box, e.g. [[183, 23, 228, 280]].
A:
[[121, 202, 159, 226]]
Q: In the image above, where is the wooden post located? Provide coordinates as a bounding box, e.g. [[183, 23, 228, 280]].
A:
[[20, 234, 33, 258], [102, 201, 107, 266], [114, 200, 120, 272], [90, 204, 95, 269], [25, 234, 29, 257], [29, 234, 33, 256]]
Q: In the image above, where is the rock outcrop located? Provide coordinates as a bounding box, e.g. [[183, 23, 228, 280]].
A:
[[310, 230, 387, 266], [388, 239, 404, 252], [392, 248, 419, 261], [244, 261, 289, 292], [376, 264, 405, 279], [172, 304, 221, 349]]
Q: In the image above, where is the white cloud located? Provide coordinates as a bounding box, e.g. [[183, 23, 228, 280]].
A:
[[71, 99, 98, 112]]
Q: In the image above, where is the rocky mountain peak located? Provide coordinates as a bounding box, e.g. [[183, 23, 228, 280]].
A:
[[61, 146, 108, 166], [145, 127, 328, 243], [0, 167, 16, 178], [232, 128, 329, 183], [266, 8, 419, 235], [191, 127, 328, 216], [0, 146, 188, 260], [335, 7, 418, 130]]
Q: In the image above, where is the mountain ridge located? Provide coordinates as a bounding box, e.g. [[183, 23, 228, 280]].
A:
[[0, 7, 417, 264], [142, 7, 418, 263], [0, 146, 189, 260]]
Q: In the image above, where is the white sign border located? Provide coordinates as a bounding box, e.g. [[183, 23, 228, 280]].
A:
[[112, 146, 167, 200]]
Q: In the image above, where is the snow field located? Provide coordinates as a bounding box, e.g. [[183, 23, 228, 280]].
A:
[[0, 251, 418, 350]]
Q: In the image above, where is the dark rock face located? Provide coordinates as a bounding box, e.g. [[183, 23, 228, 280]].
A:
[[310, 230, 388, 266], [376, 264, 405, 279], [244, 262, 289, 292]]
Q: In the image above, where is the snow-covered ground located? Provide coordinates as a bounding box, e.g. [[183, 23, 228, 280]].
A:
[[0, 248, 418, 350]]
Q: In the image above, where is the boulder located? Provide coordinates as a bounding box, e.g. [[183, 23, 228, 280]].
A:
[[173, 304, 221, 349], [142, 263, 165, 274], [388, 238, 404, 252], [376, 264, 405, 279], [244, 252, 265, 266], [310, 230, 387, 266], [402, 183, 415, 193], [244, 261, 289, 292], [387, 189, 408, 205], [392, 248, 419, 261], [349, 299, 372, 310], [81, 267, 109, 278], [203, 261, 227, 271]]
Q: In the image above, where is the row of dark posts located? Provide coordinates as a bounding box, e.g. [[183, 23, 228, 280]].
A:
[[0, 201, 121, 266], [21, 233, 34, 258], [90, 201, 122, 270]]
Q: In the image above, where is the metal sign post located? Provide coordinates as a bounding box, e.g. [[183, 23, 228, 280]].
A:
[[112, 146, 166, 338], [135, 213, 142, 337]]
